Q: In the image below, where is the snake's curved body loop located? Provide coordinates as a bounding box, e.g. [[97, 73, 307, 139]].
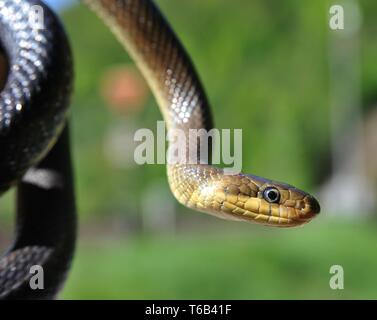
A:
[[0, 0, 320, 299], [0, 0, 72, 188], [0, 0, 75, 299]]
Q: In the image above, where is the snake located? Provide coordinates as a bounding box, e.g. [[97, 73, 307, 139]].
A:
[[0, 0, 320, 299]]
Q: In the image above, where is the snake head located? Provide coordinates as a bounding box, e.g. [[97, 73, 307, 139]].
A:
[[220, 174, 321, 227], [173, 165, 320, 228]]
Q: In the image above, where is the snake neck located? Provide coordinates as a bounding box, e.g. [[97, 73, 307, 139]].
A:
[[85, 0, 213, 161]]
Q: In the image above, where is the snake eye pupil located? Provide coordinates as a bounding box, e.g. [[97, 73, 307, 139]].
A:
[[263, 187, 280, 203]]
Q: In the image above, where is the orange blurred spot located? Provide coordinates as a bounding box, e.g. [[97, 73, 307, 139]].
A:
[[101, 65, 148, 115]]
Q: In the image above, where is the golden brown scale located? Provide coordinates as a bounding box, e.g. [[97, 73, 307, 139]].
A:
[[85, 0, 320, 227]]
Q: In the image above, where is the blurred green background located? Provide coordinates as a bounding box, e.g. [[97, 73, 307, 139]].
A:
[[1, 0, 377, 299]]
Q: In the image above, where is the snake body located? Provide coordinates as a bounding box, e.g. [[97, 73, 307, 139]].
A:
[[0, 0, 320, 299]]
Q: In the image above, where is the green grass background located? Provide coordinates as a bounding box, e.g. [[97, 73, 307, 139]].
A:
[[62, 219, 377, 299]]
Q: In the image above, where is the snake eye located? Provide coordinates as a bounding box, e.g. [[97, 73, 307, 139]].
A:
[[263, 187, 280, 203]]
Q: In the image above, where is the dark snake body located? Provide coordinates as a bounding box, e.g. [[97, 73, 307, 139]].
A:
[[0, 0, 74, 299], [0, 0, 320, 299]]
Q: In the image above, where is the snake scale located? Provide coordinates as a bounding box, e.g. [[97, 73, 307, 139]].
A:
[[0, 0, 320, 299]]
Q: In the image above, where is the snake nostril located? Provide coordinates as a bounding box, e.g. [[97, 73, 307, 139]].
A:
[[309, 197, 321, 214]]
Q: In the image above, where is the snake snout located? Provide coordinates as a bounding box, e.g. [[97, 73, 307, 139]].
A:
[[296, 195, 320, 223], [306, 195, 320, 215]]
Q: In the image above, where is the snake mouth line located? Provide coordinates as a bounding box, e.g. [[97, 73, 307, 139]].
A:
[[210, 199, 318, 227], [241, 210, 316, 227]]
